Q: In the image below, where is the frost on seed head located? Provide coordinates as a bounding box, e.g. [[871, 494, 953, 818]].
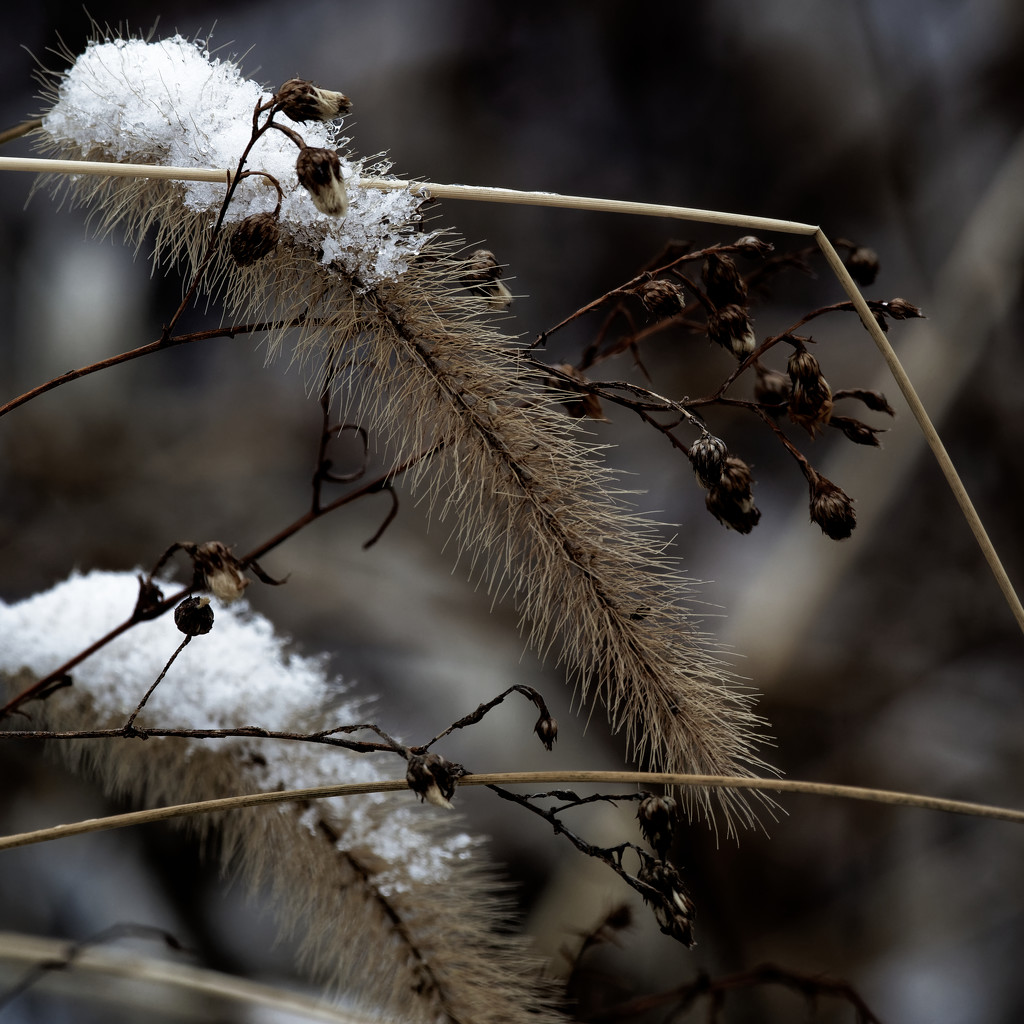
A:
[[40, 35, 429, 287]]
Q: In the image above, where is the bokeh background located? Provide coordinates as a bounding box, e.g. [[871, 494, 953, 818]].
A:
[[2, 1, 1024, 1021]]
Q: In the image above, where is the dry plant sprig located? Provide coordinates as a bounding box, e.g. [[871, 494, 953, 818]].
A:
[[2, 766, 1023, 854], [12, 33, 780, 834], [1, 574, 565, 1024]]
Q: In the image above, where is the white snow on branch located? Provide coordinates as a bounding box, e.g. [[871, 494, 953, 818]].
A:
[[0, 570, 472, 892]]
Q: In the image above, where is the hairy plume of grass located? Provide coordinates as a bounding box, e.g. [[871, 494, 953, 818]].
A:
[[1, 572, 563, 1024], [33, 34, 774, 835]]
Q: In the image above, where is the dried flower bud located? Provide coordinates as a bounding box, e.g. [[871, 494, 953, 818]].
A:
[[808, 472, 857, 540], [733, 235, 774, 259], [534, 713, 558, 750], [637, 859, 695, 948], [829, 415, 884, 447], [275, 78, 352, 122], [707, 304, 757, 359], [787, 347, 833, 436], [706, 456, 761, 533], [844, 245, 879, 286], [637, 794, 677, 858], [229, 212, 280, 266], [547, 364, 607, 421], [687, 433, 727, 490], [754, 363, 792, 410], [638, 278, 684, 318], [296, 147, 348, 217], [702, 252, 747, 307], [174, 595, 214, 636], [461, 249, 513, 310], [405, 752, 460, 809], [881, 297, 924, 320], [833, 388, 895, 416], [188, 541, 250, 603]]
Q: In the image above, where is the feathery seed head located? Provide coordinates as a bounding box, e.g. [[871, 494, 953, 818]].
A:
[[296, 146, 348, 217], [174, 596, 214, 636], [274, 78, 352, 122], [229, 211, 281, 266]]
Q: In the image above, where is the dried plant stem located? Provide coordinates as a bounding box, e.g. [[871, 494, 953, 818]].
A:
[[2, 153, 1019, 634], [815, 229, 1024, 635], [1, 770, 1020, 854], [0, 931, 376, 1023]]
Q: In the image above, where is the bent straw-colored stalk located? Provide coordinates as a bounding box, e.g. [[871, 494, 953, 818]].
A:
[[1, 153, 1019, 635], [0, 932, 377, 1024], [1, 770, 1021, 854]]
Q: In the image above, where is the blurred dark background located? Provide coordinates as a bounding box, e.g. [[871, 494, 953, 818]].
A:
[[2, 1, 1024, 1021]]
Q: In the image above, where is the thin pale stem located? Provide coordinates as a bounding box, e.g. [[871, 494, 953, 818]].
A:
[[0, 771, 1021, 852], [0, 931, 375, 1024], [814, 229, 1024, 636], [2, 154, 1019, 632]]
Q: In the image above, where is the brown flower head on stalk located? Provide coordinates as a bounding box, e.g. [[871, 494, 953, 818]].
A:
[[36, 33, 774, 849]]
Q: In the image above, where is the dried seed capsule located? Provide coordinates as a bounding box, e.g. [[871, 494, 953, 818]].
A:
[[275, 78, 351, 122], [702, 252, 747, 307], [174, 596, 214, 636], [406, 752, 459, 809], [190, 541, 250, 603], [705, 456, 761, 533], [808, 472, 856, 540], [638, 278, 684, 318], [637, 794, 677, 858], [296, 147, 348, 217], [754, 363, 792, 410], [687, 433, 728, 490], [733, 235, 774, 259], [882, 297, 924, 320], [534, 713, 558, 751], [637, 859, 695, 948], [830, 415, 884, 447], [787, 347, 833, 436], [845, 246, 879, 286], [229, 212, 280, 266], [707, 304, 757, 359]]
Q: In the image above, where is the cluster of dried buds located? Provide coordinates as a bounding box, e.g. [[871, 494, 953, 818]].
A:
[[634, 795, 694, 947], [688, 433, 761, 534], [229, 77, 352, 268], [702, 251, 757, 359]]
